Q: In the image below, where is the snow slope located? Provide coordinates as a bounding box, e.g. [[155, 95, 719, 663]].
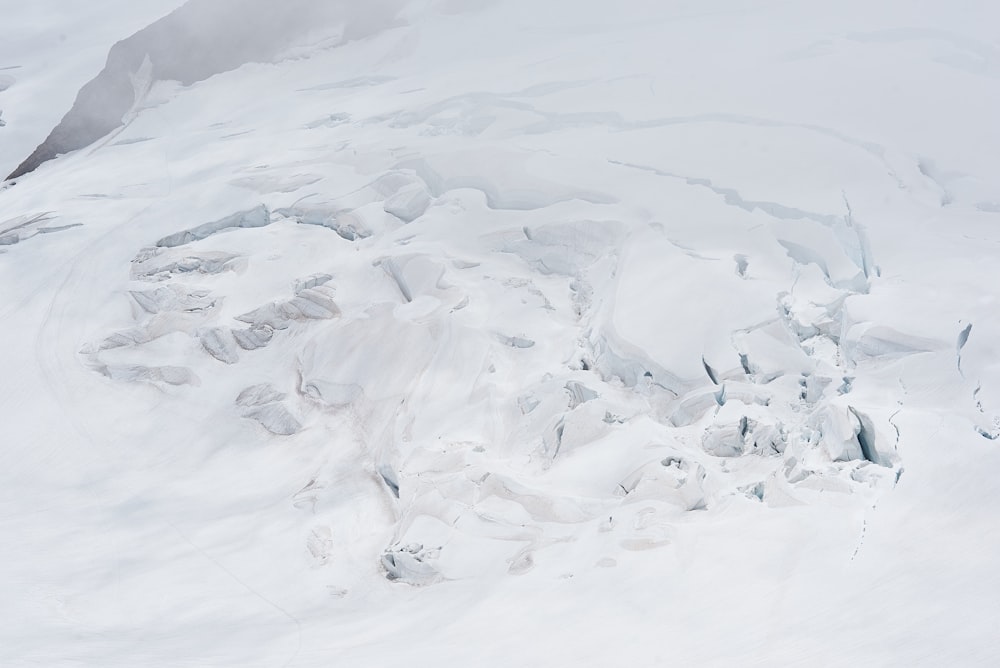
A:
[[1, 1, 999, 665], [4, 0, 408, 179]]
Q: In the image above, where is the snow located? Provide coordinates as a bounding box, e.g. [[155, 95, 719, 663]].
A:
[[0, 0, 188, 177], [2, 0, 999, 665]]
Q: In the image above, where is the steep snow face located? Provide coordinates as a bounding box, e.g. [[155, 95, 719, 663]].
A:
[[2, 1, 1000, 666]]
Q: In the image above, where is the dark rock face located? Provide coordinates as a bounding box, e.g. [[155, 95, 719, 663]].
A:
[[6, 0, 402, 180]]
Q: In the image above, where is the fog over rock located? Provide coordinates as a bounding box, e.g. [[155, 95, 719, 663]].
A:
[[6, 0, 404, 180]]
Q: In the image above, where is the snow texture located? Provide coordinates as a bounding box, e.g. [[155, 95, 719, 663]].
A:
[[1, 0, 1000, 666]]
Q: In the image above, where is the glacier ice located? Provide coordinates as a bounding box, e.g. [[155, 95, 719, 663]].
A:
[[2, 1, 1000, 666]]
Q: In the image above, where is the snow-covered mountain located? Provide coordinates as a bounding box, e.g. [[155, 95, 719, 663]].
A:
[[2, 1, 999, 665]]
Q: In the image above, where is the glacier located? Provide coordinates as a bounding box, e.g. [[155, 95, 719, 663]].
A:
[[1, 0, 999, 665]]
